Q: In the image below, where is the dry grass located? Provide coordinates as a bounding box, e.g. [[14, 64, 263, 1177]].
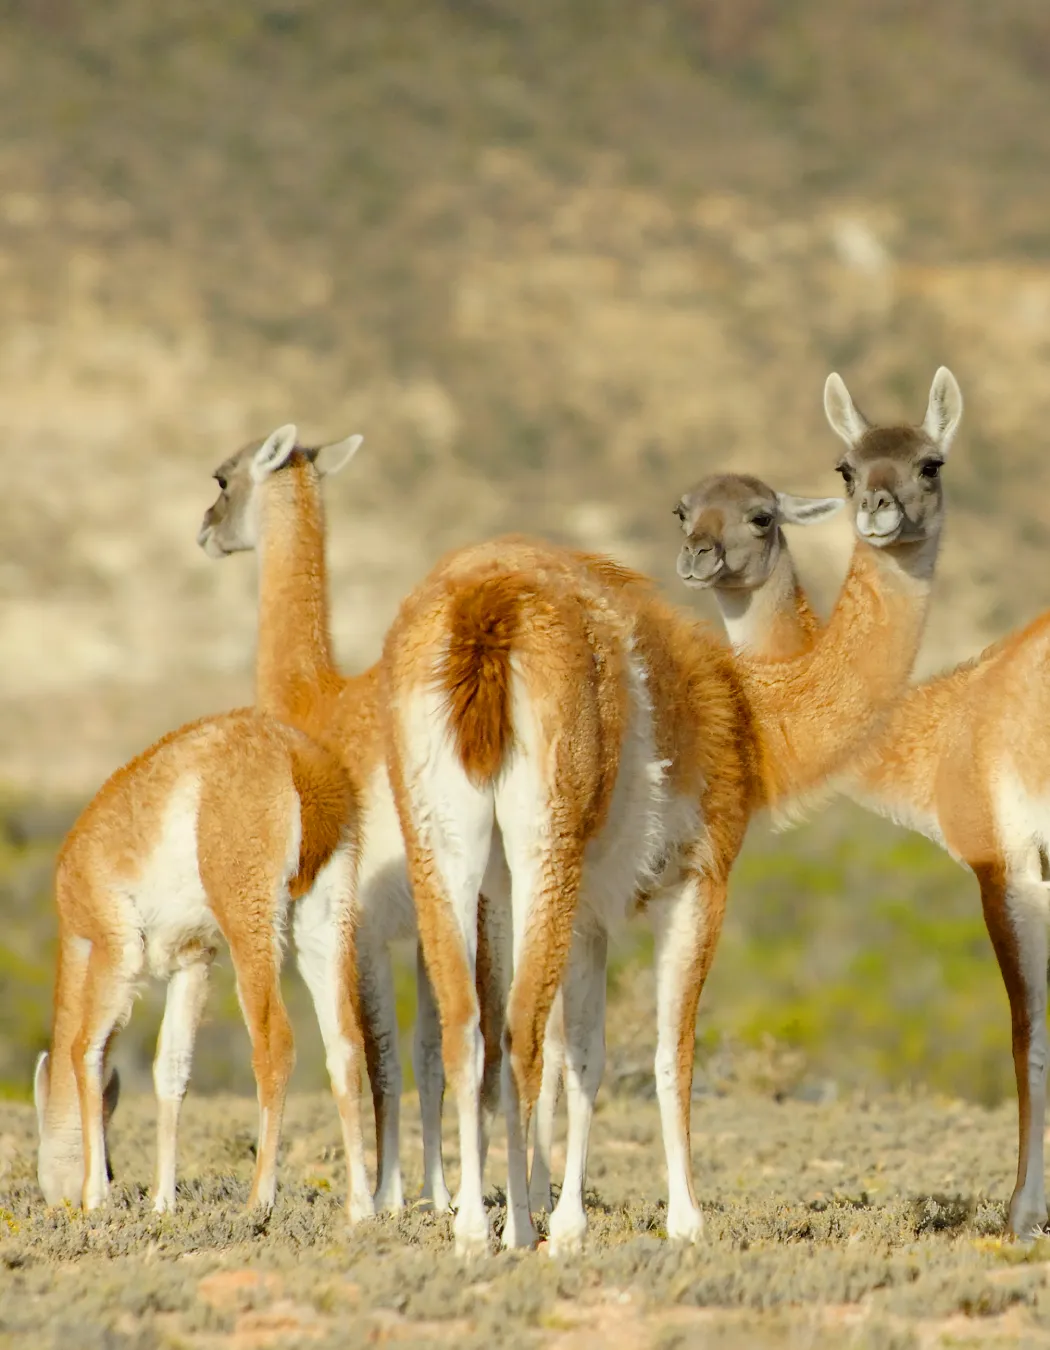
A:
[[3, 1087, 1050, 1348]]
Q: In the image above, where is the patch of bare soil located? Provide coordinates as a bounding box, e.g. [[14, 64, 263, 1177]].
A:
[[2, 1089, 1050, 1348]]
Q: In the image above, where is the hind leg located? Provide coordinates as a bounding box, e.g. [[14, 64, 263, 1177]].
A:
[[497, 785, 585, 1253], [976, 860, 1050, 1238], [72, 933, 141, 1210], [153, 956, 213, 1213], [547, 927, 606, 1255], [294, 854, 375, 1225], [226, 910, 296, 1213]]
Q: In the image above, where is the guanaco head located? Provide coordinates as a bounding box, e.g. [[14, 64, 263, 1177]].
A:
[[674, 473, 842, 591], [33, 1051, 120, 1205], [197, 424, 363, 557], [824, 368, 962, 550]]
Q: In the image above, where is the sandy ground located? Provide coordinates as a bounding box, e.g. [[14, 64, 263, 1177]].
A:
[[2, 1087, 1050, 1349]]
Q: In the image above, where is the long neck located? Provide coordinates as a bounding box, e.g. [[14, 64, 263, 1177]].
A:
[[256, 460, 337, 721], [716, 542, 945, 829], [739, 532, 939, 808], [714, 543, 820, 659]]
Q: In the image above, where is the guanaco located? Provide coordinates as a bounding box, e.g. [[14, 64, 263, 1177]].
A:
[[197, 427, 505, 1217], [673, 377, 1047, 1239], [33, 710, 369, 1218], [381, 369, 961, 1254]]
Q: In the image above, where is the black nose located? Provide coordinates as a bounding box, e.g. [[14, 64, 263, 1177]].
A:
[[861, 487, 895, 515]]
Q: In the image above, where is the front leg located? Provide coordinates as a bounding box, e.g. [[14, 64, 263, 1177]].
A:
[[547, 930, 606, 1256], [413, 945, 451, 1212], [648, 869, 727, 1242], [976, 862, 1049, 1239]]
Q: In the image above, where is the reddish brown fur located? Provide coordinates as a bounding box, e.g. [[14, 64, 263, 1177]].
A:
[[443, 575, 524, 785]]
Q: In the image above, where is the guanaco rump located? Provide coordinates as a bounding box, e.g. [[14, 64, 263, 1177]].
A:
[[197, 426, 505, 1218], [673, 374, 1049, 1240], [381, 368, 961, 1255], [34, 710, 366, 1218]]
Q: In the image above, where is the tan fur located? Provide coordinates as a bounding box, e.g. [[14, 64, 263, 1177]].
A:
[[198, 434, 505, 1214], [35, 710, 363, 1217], [683, 453, 1050, 1237], [383, 491, 942, 1248]]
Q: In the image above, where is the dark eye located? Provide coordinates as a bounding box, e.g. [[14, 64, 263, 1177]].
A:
[[836, 462, 855, 493], [673, 503, 686, 523], [215, 475, 228, 492], [919, 459, 943, 480], [750, 512, 773, 529]]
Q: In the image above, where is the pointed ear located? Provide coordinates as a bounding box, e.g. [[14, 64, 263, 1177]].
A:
[[312, 433, 362, 479], [102, 1066, 121, 1124], [775, 493, 845, 527], [823, 373, 871, 449], [922, 366, 963, 454], [33, 1051, 49, 1131], [250, 424, 299, 484]]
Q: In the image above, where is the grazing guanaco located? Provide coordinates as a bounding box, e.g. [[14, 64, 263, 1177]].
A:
[[34, 710, 367, 1218], [673, 378, 1049, 1239], [197, 427, 505, 1217], [381, 369, 961, 1255]]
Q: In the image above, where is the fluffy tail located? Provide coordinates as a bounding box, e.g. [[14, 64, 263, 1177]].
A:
[[442, 575, 526, 785]]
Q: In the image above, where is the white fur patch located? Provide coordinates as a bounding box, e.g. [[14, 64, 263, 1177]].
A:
[[124, 775, 221, 979]]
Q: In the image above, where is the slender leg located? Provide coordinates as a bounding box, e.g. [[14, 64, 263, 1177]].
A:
[[72, 935, 141, 1210], [530, 992, 565, 1214], [228, 934, 296, 1212], [547, 928, 607, 1255], [649, 869, 727, 1242], [477, 887, 508, 1181], [976, 860, 1050, 1238], [152, 958, 212, 1213], [394, 760, 494, 1254], [414, 945, 451, 1212], [293, 862, 375, 1224], [359, 946, 405, 1213], [497, 793, 584, 1252]]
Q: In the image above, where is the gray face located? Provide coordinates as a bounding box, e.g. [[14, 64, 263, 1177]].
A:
[[835, 426, 945, 548], [674, 474, 782, 591], [674, 474, 843, 593], [823, 366, 962, 551], [196, 438, 269, 558]]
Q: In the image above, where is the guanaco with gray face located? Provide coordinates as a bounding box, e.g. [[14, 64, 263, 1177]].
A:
[[672, 370, 1050, 1241], [34, 709, 366, 1218], [197, 426, 506, 1219], [381, 367, 960, 1256]]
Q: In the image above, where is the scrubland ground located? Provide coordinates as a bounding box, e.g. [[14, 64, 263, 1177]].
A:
[[1, 1087, 1049, 1349]]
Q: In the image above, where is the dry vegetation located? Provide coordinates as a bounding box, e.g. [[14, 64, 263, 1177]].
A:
[[3, 5, 1050, 1342], [5, 1089, 1050, 1349]]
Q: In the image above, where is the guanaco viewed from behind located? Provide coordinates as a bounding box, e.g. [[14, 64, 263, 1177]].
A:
[[197, 426, 505, 1218], [673, 371, 1049, 1239], [34, 710, 366, 1218], [381, 367, 961, 1256]]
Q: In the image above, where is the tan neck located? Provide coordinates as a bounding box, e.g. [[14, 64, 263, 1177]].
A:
[[256, 461, 337, 720], [714, 543, 820, 659], [739, 531, 939, 807]]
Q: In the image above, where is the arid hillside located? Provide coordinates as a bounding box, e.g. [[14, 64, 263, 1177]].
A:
[[2, 1, 1050, 793]]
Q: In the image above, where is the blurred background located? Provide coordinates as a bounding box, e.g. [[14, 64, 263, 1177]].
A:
[[1, 0, 1046, 1107]]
